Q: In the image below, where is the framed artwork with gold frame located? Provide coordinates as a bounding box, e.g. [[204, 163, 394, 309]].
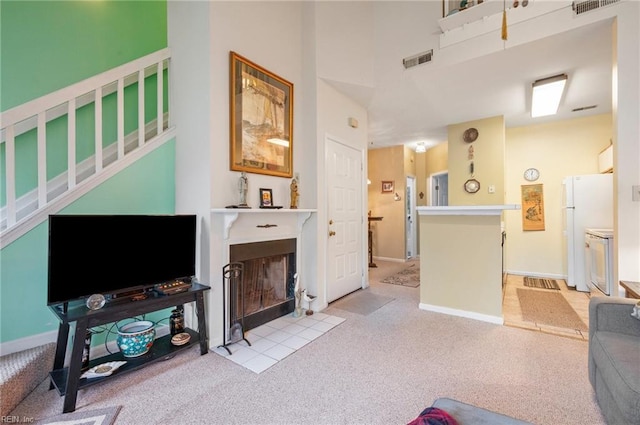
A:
[[521, 184, 545, 231], [230, 51, 293, 178]]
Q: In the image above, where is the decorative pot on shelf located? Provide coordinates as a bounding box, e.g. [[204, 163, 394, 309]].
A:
[[117, 320, 156, 357]]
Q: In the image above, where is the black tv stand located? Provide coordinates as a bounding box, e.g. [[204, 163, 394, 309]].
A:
[[48, 282, 210, 413]]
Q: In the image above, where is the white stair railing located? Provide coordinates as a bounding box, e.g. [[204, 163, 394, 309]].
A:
[[0, 48, 173, 248]]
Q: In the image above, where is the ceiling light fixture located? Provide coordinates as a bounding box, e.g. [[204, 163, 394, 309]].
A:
[[416, 143, 426, 153], [531, 74, 567, 118]]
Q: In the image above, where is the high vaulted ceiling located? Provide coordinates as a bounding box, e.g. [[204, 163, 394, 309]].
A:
[[362, 18, 613, 150]]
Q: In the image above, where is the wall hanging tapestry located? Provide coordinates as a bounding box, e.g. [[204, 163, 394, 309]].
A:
[[521, 184, 545, 231]]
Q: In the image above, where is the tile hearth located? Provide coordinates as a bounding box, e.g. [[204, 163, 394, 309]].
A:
[[213, 312, 345, 373]]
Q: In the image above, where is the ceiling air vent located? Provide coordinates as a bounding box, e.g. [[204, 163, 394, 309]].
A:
[[572, 0, 620, 15], [403, 50, 433, 69]]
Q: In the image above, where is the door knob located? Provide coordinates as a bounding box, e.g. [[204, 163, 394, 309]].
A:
[[329, 230, 336, 237]]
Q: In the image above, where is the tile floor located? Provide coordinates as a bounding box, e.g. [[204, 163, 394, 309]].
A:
[[502, 273, 599, 340], [212, 311, 345, 373]]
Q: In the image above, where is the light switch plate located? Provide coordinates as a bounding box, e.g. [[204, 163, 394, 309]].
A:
[[633, 185, 640, 202]]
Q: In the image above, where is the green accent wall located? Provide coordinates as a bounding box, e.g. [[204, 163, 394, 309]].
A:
[[0, 0, 172, 345], [1, 0, 168, 111], [1, 140, 176, 343]]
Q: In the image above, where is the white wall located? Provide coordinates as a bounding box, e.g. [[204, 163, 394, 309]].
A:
[[168, 0, 213, 299], [315, 1, 374, 90], [210, 1, 305, 209], [170, 2, 308, 346], [169, 1, 371, 344], [613, 2, 640, 284]]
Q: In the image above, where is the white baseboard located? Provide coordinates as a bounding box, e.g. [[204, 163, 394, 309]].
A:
[[419, 303, 504, 325], [0, 330, 59, 357], [0, 324, 170, 364], [373, 256, 408, 263]]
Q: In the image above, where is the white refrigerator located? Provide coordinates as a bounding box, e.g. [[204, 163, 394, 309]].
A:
[[562, 174, 613, 292]]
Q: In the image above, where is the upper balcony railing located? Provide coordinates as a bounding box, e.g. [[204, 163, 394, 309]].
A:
[[438, 0, 622, 48], [0, 48, 173, 248]]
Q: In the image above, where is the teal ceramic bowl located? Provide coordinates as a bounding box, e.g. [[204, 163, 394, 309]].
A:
[[117, 320, 155, 357]]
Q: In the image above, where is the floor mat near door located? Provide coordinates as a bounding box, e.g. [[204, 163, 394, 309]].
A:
[[330, 290, 394, 316], [380, 264, 420, 288], [523, 276, 560, 290], [516, 288, 588, 331]]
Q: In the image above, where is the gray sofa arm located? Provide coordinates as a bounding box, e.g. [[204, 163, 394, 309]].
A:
[[588, 297, 640, 340]]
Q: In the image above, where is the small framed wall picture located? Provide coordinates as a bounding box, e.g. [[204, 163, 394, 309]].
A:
[[381, 181, 394, 193], [259, 188, 273, 207]]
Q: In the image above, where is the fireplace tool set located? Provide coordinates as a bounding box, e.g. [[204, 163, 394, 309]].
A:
[[218, 262, 251, 355]]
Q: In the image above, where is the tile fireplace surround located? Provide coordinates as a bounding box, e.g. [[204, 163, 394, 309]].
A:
[[213, 311, 345, 373], [208, 209, 317, 350]]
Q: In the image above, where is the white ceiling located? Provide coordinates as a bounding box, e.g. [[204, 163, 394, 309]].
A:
[[357, 18, 613, 150]]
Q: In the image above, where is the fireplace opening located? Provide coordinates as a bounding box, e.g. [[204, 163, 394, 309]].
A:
[[229, 238, 296, 332]]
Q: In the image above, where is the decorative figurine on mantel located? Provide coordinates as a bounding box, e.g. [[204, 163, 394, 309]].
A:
[[238, 172, 249, 207], [290, 177, 299, 209]]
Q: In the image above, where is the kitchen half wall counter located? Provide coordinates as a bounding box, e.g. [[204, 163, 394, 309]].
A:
[[417, 205, 520, 324]]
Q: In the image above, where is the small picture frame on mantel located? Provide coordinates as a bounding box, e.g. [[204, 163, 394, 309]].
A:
[[259, 188, 273, 207], [381, 181, 394, 193]]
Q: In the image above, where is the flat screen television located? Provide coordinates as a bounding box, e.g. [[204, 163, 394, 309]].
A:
[[47, 214, 197, 306]]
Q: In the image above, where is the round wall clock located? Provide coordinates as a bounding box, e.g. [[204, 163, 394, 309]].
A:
[[464, 178, 480, 193], [524, 167, 540, 182]]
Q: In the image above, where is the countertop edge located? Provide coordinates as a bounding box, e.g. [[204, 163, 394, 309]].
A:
[[416, 205, 521, 216]]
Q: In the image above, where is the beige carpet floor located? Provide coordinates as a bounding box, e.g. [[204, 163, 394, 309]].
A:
[[517, 288, 589, 331], [10, 260, 604, 425]]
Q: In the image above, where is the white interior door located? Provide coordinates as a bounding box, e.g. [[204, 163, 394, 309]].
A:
[[430, 172, 449, 206], [406, 176, 417, 259], [326, 138, 363, 302]]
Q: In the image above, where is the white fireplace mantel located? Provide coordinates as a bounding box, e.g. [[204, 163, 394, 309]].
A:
[[207, 208, 317, 348], [211, 208, 317, 240]]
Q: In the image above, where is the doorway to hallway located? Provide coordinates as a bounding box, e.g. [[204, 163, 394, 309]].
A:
[[430, 171, 448, 206]]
